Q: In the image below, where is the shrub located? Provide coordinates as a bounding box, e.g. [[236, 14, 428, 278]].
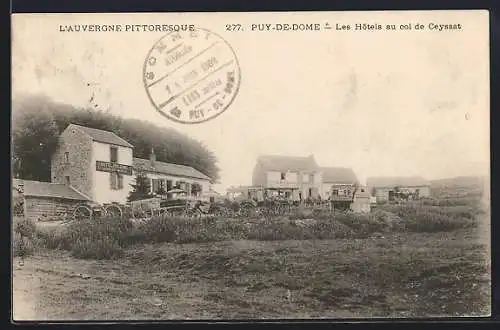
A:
[[13, 217, 37, 238], [371, 210, 406, 232], [13, 232, 34, 257], [247, 220, 310, 241], [378, 204, 477, 232], [71, 237, 124, 260], [309, 220, 354, 239], [288, 207, 315, 220], [135, 216, 181, 243], [35, 226, 70, 249], [333, 212, 388, 237], [62, 216, 134, 247]]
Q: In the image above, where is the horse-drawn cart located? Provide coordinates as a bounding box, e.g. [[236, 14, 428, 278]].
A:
[[72, 202, 124, 221]]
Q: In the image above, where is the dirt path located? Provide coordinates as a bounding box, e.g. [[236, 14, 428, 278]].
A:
[[11, 231, 490, 320], [13, 261, 40, 321]]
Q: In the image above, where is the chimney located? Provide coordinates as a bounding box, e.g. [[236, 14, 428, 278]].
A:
[[150, 147, 156, 166]]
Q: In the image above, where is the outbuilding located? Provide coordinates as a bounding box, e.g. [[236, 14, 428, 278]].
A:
[[350, 187, 371, 213], [13, 179, 90, 221]]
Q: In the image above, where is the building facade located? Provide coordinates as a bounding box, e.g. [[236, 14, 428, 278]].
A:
[[133, 152, 211, 200], [320, 167, 358, 200], [252, 155, 323, 201], [51, 124, 212, 205], [366, 176, 431, 203]]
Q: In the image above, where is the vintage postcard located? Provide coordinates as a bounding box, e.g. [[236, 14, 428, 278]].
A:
[[11, 10, 490, 320]]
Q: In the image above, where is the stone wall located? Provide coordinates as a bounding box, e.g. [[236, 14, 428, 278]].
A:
[[51, 126, 93, 199]]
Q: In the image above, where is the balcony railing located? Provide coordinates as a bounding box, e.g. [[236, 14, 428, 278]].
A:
[[265, 180, 300, 189], [330, 195, 354, 202]]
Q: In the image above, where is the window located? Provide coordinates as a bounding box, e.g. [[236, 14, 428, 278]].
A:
[[152, 179, 159, 193], [191, 183, 200, 196], [152, 179, 166, 194], [110, 146, 118, 163], [309, 174, 314, 183], [159, 179, 166, 192], [110, 173, 124, 190], [65, 176, 70, 185], [64, 152, 69, 163], [302, 174, 309, 182], [280, 172, 286, 180], [332, 189, 338, 196]]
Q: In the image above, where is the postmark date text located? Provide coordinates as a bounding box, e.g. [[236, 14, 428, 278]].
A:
[[202, 57, 219, 72], [224, 71, 236, 94], [189, 109, 205, 120], [182, 90, 201, 107]]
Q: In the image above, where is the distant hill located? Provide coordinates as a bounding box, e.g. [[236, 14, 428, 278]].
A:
[[430, 176, 487, 198]]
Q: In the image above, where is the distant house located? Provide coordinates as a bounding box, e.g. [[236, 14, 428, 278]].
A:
[[252, 154, 322, 200], [366, 176, 431, 203], [320, 167, 358, 200]]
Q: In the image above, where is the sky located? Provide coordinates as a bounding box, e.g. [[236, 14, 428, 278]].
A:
[[12, 11, 490, 193]]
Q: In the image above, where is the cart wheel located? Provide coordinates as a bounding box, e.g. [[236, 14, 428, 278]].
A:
[[159, 208, 168, 217], [144, 208, 154, 221], [104, 204, 123, 219], [131, 207, 144, 220], [73, 205, 93, 221]]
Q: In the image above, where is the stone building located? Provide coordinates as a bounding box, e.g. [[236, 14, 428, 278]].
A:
[[12, 123, 214, 221], [50, 124, 212, 205]]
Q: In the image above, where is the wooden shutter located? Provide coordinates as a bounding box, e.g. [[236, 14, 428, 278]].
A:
[[118, 174, 124, 189], [110, 173, 117, 190]]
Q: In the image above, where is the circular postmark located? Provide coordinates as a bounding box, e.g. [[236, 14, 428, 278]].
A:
[[143, 28, 241, 124]]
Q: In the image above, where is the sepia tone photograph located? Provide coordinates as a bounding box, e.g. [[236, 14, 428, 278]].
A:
[[11, 10, 490, 320]]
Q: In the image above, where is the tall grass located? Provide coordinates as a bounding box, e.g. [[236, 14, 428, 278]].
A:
[[13, 217, 38, 257], [18, 197, 483, 260], [377, 204, 481, 232]]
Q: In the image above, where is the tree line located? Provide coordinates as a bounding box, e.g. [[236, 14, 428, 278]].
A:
[[12, 94, 220, 183]]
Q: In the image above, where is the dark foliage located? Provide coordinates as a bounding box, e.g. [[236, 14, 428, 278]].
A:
[[12, 94, 219, 182], [128, 172, 153, 202]]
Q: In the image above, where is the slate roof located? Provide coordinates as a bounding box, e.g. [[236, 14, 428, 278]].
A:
[[12, 179, 91, 201], [68, 124, 134, 148], [366, 176, 430, 189], [256, 155, 319, 172], [133, 158, 211, 181], [320, 167, 358, 184]]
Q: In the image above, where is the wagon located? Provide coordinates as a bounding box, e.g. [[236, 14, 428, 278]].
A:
[[72, 202, 124, 221]]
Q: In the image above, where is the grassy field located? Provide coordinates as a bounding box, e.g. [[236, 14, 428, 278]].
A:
[[13, 223, 490, 320]]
